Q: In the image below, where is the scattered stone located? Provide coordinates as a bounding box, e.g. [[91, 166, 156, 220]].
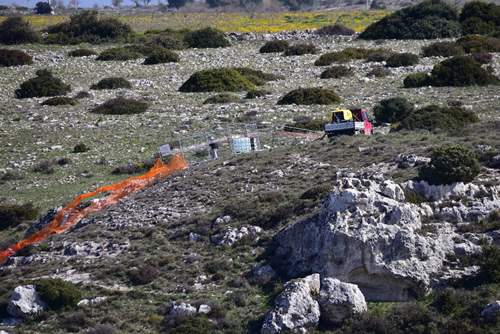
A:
[[77, 296, 107, 306], [169, 302, 196, 317], [198, 304, 211, 313]]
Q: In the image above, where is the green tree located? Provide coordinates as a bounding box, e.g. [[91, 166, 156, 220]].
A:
[[168, 0, 185, 9], [35, 1, 52, 14], [0, 16, 41, 45], [373, 97, 414, 123]]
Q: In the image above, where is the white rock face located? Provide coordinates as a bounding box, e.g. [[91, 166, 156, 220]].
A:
[[7, 285, 47, 319], [211, 225, 261, 246], [274, 175, 483, 301], [318, 278, 367, 326], [261, 274, 321, 334], [169, 302, 196, 317]]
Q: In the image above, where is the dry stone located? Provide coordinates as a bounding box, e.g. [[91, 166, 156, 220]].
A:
[[7, 285, 47, 319]]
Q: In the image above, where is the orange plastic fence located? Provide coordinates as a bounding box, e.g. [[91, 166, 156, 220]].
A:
[[0, 155, 188, 263]]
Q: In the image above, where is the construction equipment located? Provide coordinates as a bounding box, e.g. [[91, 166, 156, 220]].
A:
[[324, 109, 373, 137]]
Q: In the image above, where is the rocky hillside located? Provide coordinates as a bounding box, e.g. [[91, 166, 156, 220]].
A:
[[0, 28, 499, 333]]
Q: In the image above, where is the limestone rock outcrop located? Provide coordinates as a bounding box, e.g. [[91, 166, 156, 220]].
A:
[[318, 278, 367, 326], [274, 174, 486, 301], [261, 274, 320, 334], [7, 285, 47, 319]]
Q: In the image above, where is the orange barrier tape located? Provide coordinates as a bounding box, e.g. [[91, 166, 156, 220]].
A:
[[0, 155, 188, 263]]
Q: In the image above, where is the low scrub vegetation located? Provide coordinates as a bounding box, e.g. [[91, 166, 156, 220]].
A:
[[96, 47, 142, 61], [284, 43, 318, 56], [0, 16, 41, 45], [41, 97, 79, 106], [373, 97, 414, 123], [36, 278, 83, 309], [366, 67, 391, 77], [0, 49, 33, 67], [68, 48, 98, 57], [143, 48, 180, 65], [320, 65, 354, 79], [145, 35, 187, 50], [0, 203, 39, 230], [399, 105, 479, 132], [455, 35, 500, 53], [129, 265, 159, 285], [460, 1, 500, 36], [418, 144, 480, 185], [245, 89, 269, 99], [277, 87, 342, 105], [183, 27, 230, 48], [315, 24, 355, 36], [44, 10, 132, 45], [179, 68, 254, 92], [385, 53, 419, 67], [259, 40, 289, 53], [315, 47, 387, 66], [359, 0, 461, 40], [421, 41, 464, 57], [203, 93, 240, 104], [15, 69, 71, 99], [90, 77, 132, 90], [90, 97, 148, 115]]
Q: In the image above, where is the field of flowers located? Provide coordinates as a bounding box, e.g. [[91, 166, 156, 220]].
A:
[[1, 10, 389, 33]]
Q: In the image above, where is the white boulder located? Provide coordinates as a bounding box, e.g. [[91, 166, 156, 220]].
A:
[[7, 285, 47, 319], [318, 278, 367, 325]]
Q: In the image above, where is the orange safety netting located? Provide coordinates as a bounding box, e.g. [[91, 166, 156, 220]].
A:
[[0, 155, 188, 263]]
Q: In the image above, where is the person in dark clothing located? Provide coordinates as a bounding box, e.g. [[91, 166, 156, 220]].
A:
[[209, 137, 218, 159]]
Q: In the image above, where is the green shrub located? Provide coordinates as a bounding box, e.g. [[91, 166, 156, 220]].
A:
[[460, 1, 500, 36], [44, 10, 131, 45], [315, 48, 385, 66], [366, 67, 391, 77], [1, 169, 24, 181], [35, 1, 52, 14], [145, 35, 187, 50], [0, 48, 33, 67], [418, 144, 480, 185], [61, 311, 87, 332], [91, 97, 148, 115], [455, 35, 500, 53], [184, 27, 230, 48], [0, 16, 41, 45], [385, 53, 419, 67], [143, 48, 180, 64], [404, 190, 427, 205], [130, 265, 159, 285], [96, 47, 142, 61], [422, 41, 464, 57], [315, 24, 355, 36], [42, 97, 79, 106], [259, 40, 289, 53], [0, 203, 39, 230], [469, 52, 493, 64], [203, 93, 240, 104], [403, 71, 431, 88], [400, 105, 479, 132], [277, 87, 342, 105], [33, 158, 57, 174], [245, 89, 269, 99], [169, 314, 213, 334], [74, 91, 91, 99], [15, 69, 71, 99], [373, 97, 414, 123], [73, 143, 89, 153], [358, 0, 461, 40], [68, 48, 98, 57], [429, 56, 498, 87], [36, 278, 83, 309], [90, 77, 132, 90], [179, 68, 254, 93], [285, 116, 326, 131], [480, 244, 500, 283], [87, 325, 115, 334], [320, 65, 354, 79], [365, 51, 396, 62], [284, 43, 318, 56], [232, 67, 283, 86], [124, 44, 164, 57]]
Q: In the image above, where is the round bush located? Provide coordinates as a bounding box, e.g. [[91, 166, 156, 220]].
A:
[[421, 41, 464, 57], [143, 48, 180, 65], [315, 24, 355, 36], [399, 105, 479, 132], [90, 97, 148, 115], [315, 51, 351, 66], [365, 51, 396, 62], [15, 69, 71, 99], [385, 53, 419, 67], [68, 48, 98, 57], [232, 67, 283, 86], [284, 43, 318, 56], [460, 1, 500, 36], [320, 65, 354, 79], [259, 40, 289, 53], [359, 0, 461, 40], [0, 16, 41, 45], [0, 48, 33, 67], [36, 278, 83, 309], [96, 47, 142, 61], [179, 68, 254, 93], [146, 35, 187, 50], [403, 72, 431, 88], [90, 77, 132, 90], [373, 97, 414, 123], [0, 203, 39, 230], [184, 27, 230, 48], [455, 35, 500, 53], [277, 88, 342, 105], [203, 93, 240, 104], [366, 67, 391, 77], [42, 97, 79, 106], [429, 56, 498, 87], [44, 10, 132, 45], [73, 143, 89, 153], [469, 52, 493, 64], [35, 1, 52, 14], [418, 145, 480, 185], [130, 265, 159, 285], [245, 89, 269, 99]]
